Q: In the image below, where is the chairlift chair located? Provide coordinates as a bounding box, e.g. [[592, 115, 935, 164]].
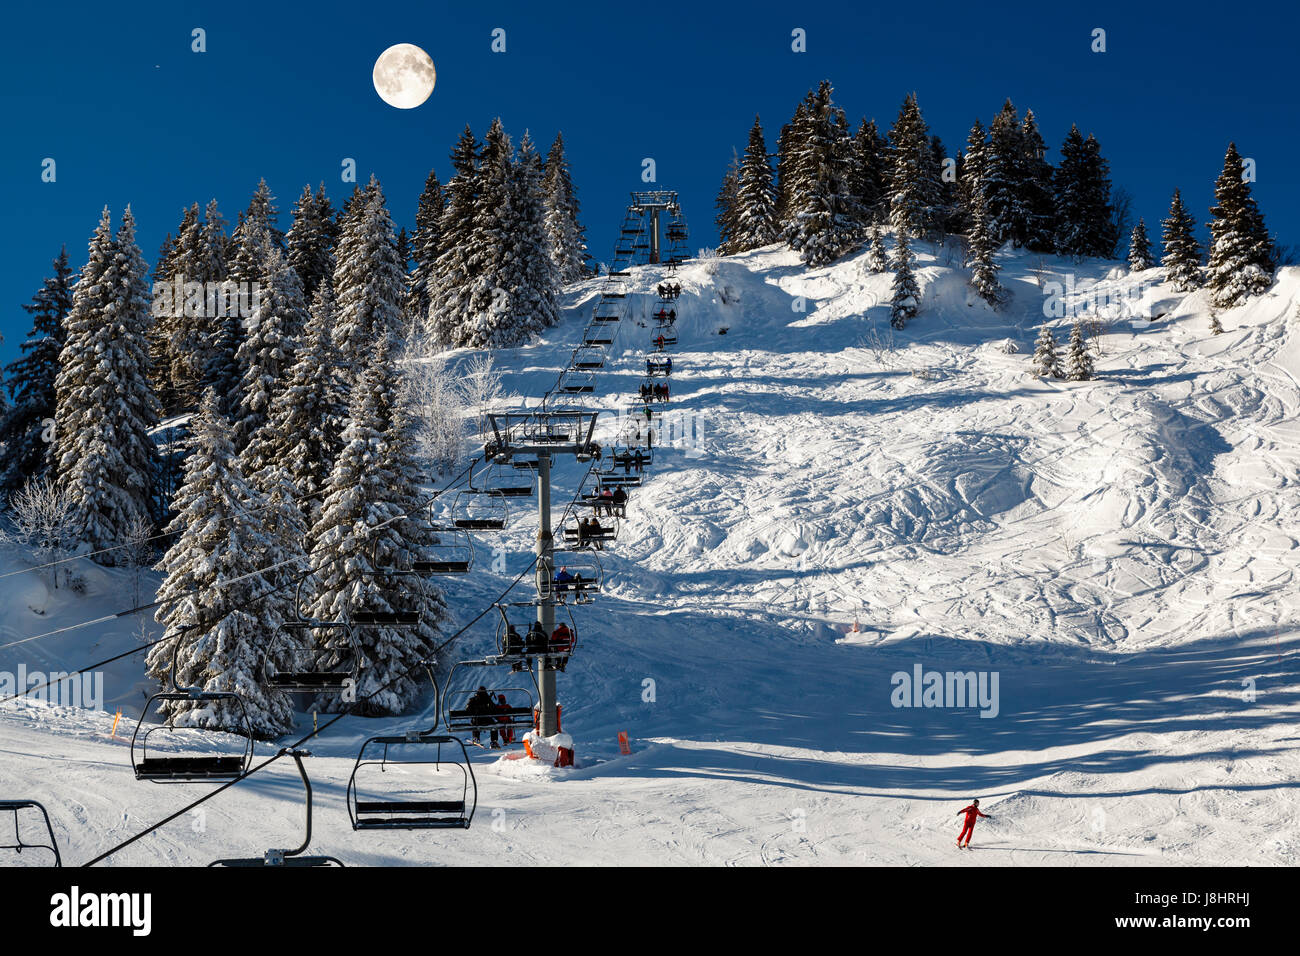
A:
[[210, 750, 344, 866], [350, 570, 425, 627], [469, 460, 535, 498], [541, 553, 603, 604], [450, 491, 507, 532], [442, 660, 539, 742], [347, 734, 476, 830], [561, 516, 618, 550], [560, 371, 596, 394], [131, 633, 255, 784], [0, 800, 62, 866], [265, 622, 361, 693], [646, 355, 673, 377], [400, 528, 475, 574]]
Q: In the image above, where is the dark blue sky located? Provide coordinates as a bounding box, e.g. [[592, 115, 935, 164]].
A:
[[2, 0, 1296, 367]]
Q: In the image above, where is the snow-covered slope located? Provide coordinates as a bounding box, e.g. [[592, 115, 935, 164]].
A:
[[3, 243, 1298, 866]]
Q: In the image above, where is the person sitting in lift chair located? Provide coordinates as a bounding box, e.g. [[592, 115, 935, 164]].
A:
[[554, 565, 575, 591], [598, 486, 615, 516], [503, 624, 525, 656], [496, 694, 516, 745], [612, 486, 628, 517], [587, 518, 606, 550], [526, 621, 549, 655], [550, 622, 574, 671], [466, 686, 500, 748]]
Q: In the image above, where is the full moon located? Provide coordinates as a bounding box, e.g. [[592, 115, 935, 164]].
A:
[[372, 43, 436, 109]]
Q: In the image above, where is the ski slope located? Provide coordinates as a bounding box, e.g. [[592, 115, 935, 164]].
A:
[[2, 242, 1298, 866]]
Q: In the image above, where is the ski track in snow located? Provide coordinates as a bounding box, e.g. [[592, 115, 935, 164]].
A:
[[2, 244, 1299, 866]]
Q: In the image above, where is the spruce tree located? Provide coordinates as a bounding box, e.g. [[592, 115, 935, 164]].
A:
[[427, 126, 480, 346], [850, 118, 888, 223], [332, 176, 407, 386], [866, 224, 889, 273], [164, 203, 210, 408], [733, 116, 779, 250], [307, 340, 445, 716], [0, 247, 73, 493], [1064, 321, 1094, 380], [241, 283, 345, 533], [714, 150, 741, 254], [774, 99, 808, 229], [232, 237, 307, 451], [1160, 188, 1202, 292], [983, 100, 1028, 247], [147, 391, 293, 737], [1019, 109, 1056, 251], [1209, 310, 1224, 335], [1206, 142, 1276, 308], [957, 119, 988, 237], [506, 131, 561, 338], [968, 170, 1005, 308], [406, 170, 443, 329], [1055, 127, 1118, 259], [786, 81, 862, 266], [887, 92, 937, 239], [1128, 218, 1153, 272], [1031, 325, 1063, 378], [54, 208, 161, 556], [286, 183, 336, 301], [889, 231, 920, 329], [541, 132, 588, 282]]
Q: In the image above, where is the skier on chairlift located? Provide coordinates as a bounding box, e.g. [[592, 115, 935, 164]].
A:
[[526, 621, 549, 654], [497, 694, 516, 744], [467, 686, 500, 748], [503, 623, 525, 656], [612, 485, 628, 517]]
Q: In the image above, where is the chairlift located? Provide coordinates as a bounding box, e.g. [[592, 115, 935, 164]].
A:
[[584, 332, 614, 346], [264, 621, 361, 693], [131, 633, 255, 784], [469, 460, 535, 498], [350, 569, 425, 627], [657, 281, 682, 300], [209, 750, 344, 866], [560, 371, 596, 394], [561, 516, 618, 551], [581, 484, 629, 518], [646, 355, 673, 377], [442, 660, 539, 744], [450, 491, 507, 532], [346, 734, 476, 831], [0, 800, 62, 866], [397, 527, 475, 574], [540, 553, 603, 604], [495, 602, 579, 659], [653, 306, 677, 324]]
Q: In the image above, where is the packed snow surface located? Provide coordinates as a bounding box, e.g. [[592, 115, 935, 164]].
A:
[[2, 243, 1298, 866]]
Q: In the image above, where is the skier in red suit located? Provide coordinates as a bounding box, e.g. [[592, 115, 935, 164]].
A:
[[957, 799, 990, 848]]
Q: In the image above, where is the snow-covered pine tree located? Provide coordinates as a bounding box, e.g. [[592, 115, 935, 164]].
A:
[[241, 282, 345, 534], [427, 126, 481, 346], [1019, 109, 1056, 251], [286, 183, 336, 301], [887, 92, 937, 240], [163, 203, 209, 409], [541, 132, 588, 282], [405, 170, 443, 329], [232, 236, 308, 451], [866, 224, 889, 272], [774, 99, 808, 230], [733, 116, 779, 251], [197, 198, 242, 405], [714, 150, 741, 254], [1206, 142, 1276, 308], [1064, 320, 1094, 380], [889, 231, 920, 329], [786, 80, 862, 266], [929, 134, 957, 234], [148, 233, 182, 415], [307, 339, 443, 716], [505, 131, 561, 338], [956, 119, 988, 238], [1160, 188, 1202, 292], [1055, 127, 1118, 259], [983, 100, 1028, 247], [54, 207, 161, 557], [1209, 310, 1224, 334], [850, 118, 888, 224], [967, 166, 1006, 308], [0, 247, 73, 493], [332, 175, 407, 387], [1128, 218, 1153, 272], [1031, 325, 1063, 378], [146, 391, 293, 737]]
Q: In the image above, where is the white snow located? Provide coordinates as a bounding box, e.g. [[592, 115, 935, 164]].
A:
[[2, 241, 1299, 866]]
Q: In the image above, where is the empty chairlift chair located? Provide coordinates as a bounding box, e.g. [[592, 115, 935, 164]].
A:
[[0, 800, 62, 866], [347, 734, 477, 830], [350, 570, 425, 627], [262, 579, 363, 693], [450, 491, 507, 532], [131, 634, 255, 784], [210, 750, 343, 867], [470, 460, 535, 498]]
